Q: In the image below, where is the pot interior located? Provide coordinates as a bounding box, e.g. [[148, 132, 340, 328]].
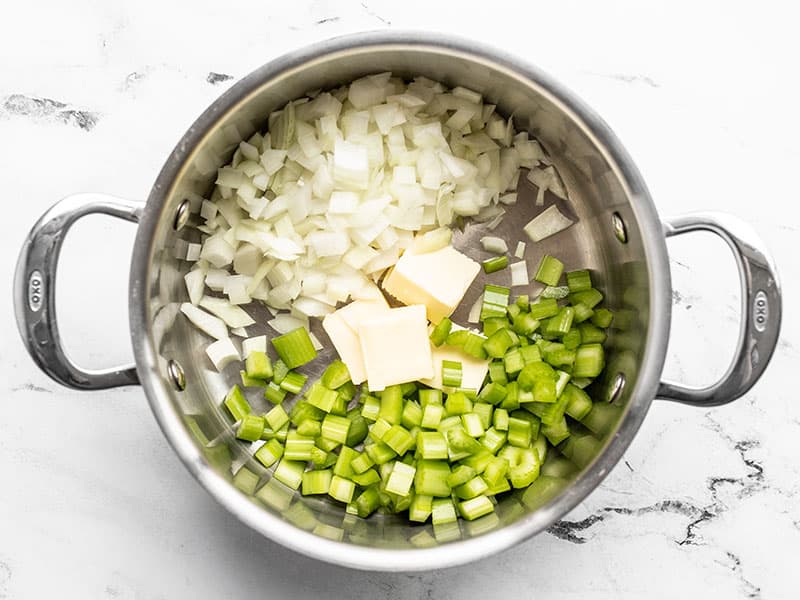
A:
[[136, 37, 658, 561]]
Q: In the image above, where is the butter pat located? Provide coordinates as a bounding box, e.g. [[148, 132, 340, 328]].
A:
[[382, 245, 480, 323], [358, 305, 433, 391], [419, 343, 490, 390], [322, 298, 390, 385]]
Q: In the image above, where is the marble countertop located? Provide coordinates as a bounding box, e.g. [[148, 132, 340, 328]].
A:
[[1, 1, 797, 598]]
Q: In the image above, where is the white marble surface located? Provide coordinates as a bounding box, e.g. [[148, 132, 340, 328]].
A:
[[1, 1, 798, 598]]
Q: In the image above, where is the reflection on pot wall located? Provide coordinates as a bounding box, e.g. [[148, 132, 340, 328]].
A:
[[143, 45, 649, 547]]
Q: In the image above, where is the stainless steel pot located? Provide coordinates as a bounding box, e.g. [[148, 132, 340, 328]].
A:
[[14, 31, 781, 571]]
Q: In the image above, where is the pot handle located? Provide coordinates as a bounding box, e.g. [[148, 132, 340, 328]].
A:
[[657, 212, 781, 406], [14, 193, 144, 390]]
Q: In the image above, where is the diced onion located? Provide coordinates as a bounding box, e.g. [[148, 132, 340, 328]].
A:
[[180, 303, 229, 340], [187, 73, 568, 335], [510, 261, 529, 287], [206, 338, 240, 371], [480, 236, 508, 254], [514, 241, 526, 259], [523, 204, 574, 242]]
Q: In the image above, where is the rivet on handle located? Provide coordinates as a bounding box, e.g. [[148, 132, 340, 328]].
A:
[[612, 212, 628, 244], [173, 199, 191, 231], [167, 359, 186, 391], [607, 373, 626, 403]]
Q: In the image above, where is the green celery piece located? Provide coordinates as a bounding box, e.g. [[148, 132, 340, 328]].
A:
[[245, 351, 273, 380], [462, 333, 489, 359], [528, 298, 560, 320], [240, 370, 266, 389], [414, 460, 452, 497], [484, 328, 519, 359], [271, 327, 317, 369], [488, 361, 508, 384], [482, 317, 510, 337], [477, 382, 507, 405], [224, 385, 251, 421], [578, 322, 607, 344], [321, 360, 351, 389], [482, 256, 509, 273], [569, 288, 604, 309], [236, 414, 265, 442], [591, 308, 614, 328], [280, 370, 308, 394], [442, 360, 463, 388], [379, 385, 404, 424], [430, 317, 453, 346], [255, 439, 284, 467], [534, 255, 564, 286], [272, 359, 290, 384], [401, 400, 423, 429], [301, 469, 333, 495], [566, 269, 592, 292], [573, 344, 605, 378]]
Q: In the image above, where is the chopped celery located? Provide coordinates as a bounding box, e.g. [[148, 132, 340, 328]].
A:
[[301, 469, 332, 495], [385, 462, 416, 496], [379, 385, 404, 424], [482, 317, 510, 336], [459, 495, 495, 520], [306, 382, 338, 412], [329, 475, 356, 503], [361, 395, 381, 422], [573, 344, 605, 378], [462, 333, 489, 359], [488, 362, 508, 384], [418, 432, 449, 459], [224, 385, 251, 421], [383, 425, 415, 455], [534, 255, 564, 286], [461, 413, 485, 438], [421, 403, 444, 429], [236, 414, 265, 442], [245, 351, 273, 380], [280, 370, 308, 394], [442, 360, 463, 388], [255, 439, 284, 467], [409, 494, 433, 522], [321, 414, 351, 444], [566, 269, 592, 292], [480, 284, 510, 321], [445, 391, 473, 416], [274, 459, 305, 489], [272, 359, 290, 384], [401, 400, 423, 429], [484, 328, 518, 358], [578, 322, 607, 344], [528, 298, 559, 320], [482, 255, 509, 273], [493, 408, 509, 431], [414, 460, 452, 497], [321, 360, 351, 389], [271, 327, 317, 369], [240, 370, 266, 388], [419, 389, 443, 407], [471, 402, 494, 429], [569, 288, 603, 309], [430, 317, 452, 346], [591, 307, 614, 328], [265, 404, 290, 431]]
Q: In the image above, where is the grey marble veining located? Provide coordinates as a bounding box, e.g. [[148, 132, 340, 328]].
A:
[[1, 1, 798, 598]]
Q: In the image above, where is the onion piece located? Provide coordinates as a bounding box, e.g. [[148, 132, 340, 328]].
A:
[[480, 236, 508, 254], [510, 261, 529, 287], [268, 313, 307, 335], [184, 269, 206, 305], [467, 295, 483, 323], [199, 296, 255, 328], [206, 338, 240, 371], [523, 204, 574, 242], [180, 303, 229, 340], [410, 227, 452, 254], [514, 241, 526, 259]]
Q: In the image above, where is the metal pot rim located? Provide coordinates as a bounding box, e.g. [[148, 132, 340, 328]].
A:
[[129, 30, 671, 571]]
